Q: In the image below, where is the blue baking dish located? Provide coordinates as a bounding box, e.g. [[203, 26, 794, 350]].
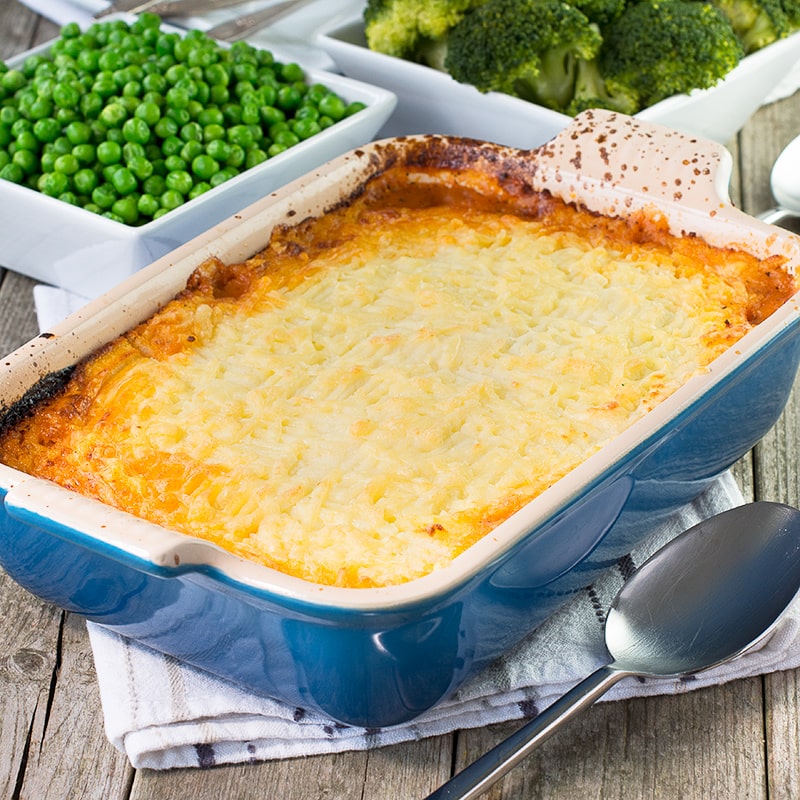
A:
[[1, 110, 799, 728]]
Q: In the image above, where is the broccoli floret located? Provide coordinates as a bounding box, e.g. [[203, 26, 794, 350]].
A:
[[565, 0, 626, 26], [363, 0, 483, 65], [567, 57, 639, 115], [443, 0, 603, 111], [601, 0, 744, 110], [710, 0, 792, 52], [779, 0, 800, 29]]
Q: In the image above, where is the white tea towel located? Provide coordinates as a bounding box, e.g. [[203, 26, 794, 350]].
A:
[[84, 472, 800, 770], [33, 285, 90, 330]]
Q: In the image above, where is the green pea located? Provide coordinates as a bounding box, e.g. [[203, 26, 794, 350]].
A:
[[227, 124, 253, 149], [33, 117, 61, 143], [0, 107, 20, 126], [292, 117, 321, 140], [344, 101, 367, 117], [159, 188, 184, 210], [122, 80, 142, 99], [225, 143, 245, 168], [191, 153, 218, 180], [100, 102, 128, 127], [123, 141, 146, 162], [135, 101, 161, 126], [180, 121, 202, 142], [137, 192, 160, 217], [2, 70, 26, 92], [73, 167, 99, 195], [127, 155, 153, 181], [245, 147, 267, 169], [58, 190, 80, 205], [15, 130, 39, 151], [0, 161, 25, 183], [102, 162, 123, 182], [273, 129, 299, 148], [165, 105, 190, 126], [276, 85, 302, 111], [154, 116, 179, 139], [318, 93, 346, 121], [204, 63, 228, 87], [209, 165, 237, 186], [260, 105, 285, 127], [205, 138, 230, 161], [53, 81, 81, 109], [203, 123, 225, 142], [38, 170, 70, 197], [80, 91, 104, 118], [208, 84, 229, 105], [110, 166, 138, 195], [166, 85, 190, 109], [165, 169, 193, 195], [54, 153, 80, 175], [221, 102, 242, 125], [142, 174, 166, 195], [72, 143, 96, 164], [97, 140, 122, 165], [122, 116, 150, 144], [164, 153, 186, 172], [280, 62, 305, 83], [188, 180, 211, 199], [180, 139, 204, 162], [28, 97, 54, 121], [112, 195, 139, 224]]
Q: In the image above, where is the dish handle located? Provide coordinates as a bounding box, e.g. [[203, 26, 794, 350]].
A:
[[533, 109, 734, 218]]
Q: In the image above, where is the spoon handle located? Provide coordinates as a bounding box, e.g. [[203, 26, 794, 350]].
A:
[[424, 664, 630, 800]]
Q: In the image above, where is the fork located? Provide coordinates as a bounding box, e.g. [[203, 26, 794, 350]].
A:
[[204, 0, 318, 41], [95, 0, 314, 36]]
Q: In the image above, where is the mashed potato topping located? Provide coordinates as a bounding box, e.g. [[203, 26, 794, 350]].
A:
[[0, 171, 792, 587]]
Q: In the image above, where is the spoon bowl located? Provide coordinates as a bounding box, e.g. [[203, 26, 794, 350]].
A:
[[760, 132, 800, 227], [426, 501, 800, 800], [770, 132, 800, 213]]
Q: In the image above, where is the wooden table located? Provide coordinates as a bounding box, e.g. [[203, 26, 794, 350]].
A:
[[3, 3, 800, 797]]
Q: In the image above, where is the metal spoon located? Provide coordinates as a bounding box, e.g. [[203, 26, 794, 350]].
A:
[[760, 132, 800, 228], [425, 501, 800, 800]]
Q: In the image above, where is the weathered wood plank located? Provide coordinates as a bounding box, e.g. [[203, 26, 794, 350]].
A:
[[133, 751, 370, 800], [451, 678, 768, 799], [728, 88, 800, 800], [0, 571, 62, 800], [130, 734, 453, 799], [17, 616, 133, 800]]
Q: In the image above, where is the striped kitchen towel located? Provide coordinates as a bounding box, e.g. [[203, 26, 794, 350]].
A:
[[86, 471, 800, 769]]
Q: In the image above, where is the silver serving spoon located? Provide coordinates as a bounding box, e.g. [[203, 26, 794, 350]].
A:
[[760, 132, 800, 228], [426, 501, 800, 800]]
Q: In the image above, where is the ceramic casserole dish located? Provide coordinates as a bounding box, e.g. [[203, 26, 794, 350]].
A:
[[1, 110, 800, 728]]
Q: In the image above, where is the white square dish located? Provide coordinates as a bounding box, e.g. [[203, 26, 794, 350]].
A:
[[0, 22, 397, 298], [317, 15, 800, 148]]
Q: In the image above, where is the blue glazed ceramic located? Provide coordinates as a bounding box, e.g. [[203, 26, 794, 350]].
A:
[[2, 111, 799, 728]]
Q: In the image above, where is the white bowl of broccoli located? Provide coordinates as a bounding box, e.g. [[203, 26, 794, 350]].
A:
[[317, 0, 800, 146]]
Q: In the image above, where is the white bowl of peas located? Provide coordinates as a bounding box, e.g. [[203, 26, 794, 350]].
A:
[[0, 14, 397, 298]]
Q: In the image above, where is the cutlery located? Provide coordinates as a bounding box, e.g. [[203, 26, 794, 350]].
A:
[[205, 0, 317, 41], [95, 0, 253, 18], [760, 131, 800, 227], [425, 501, 800, 800]]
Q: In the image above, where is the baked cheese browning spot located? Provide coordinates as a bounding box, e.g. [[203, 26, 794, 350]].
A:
[[0, 179, 794, 588]]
